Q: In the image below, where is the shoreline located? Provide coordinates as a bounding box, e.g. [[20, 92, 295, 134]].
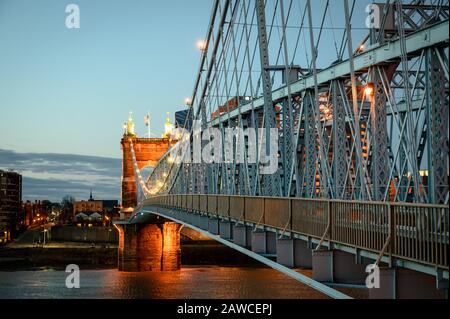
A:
[[0, 241, 263, 271]]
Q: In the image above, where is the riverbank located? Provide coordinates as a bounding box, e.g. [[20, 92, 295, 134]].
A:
[[0, 246, 117, 270], [0, 241, 262, 271]]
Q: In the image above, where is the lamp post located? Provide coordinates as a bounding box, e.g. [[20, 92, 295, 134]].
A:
[[43, 229, 47, 246]]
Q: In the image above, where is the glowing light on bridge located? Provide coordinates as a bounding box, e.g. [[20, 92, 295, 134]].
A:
[[364, 83, 375, 102], [197, 40, 207, 51]]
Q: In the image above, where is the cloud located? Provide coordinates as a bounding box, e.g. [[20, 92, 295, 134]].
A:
[[0, 149, 121, 203]]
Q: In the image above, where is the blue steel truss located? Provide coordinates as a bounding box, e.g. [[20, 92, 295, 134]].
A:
[[136, 0, 449, 205]]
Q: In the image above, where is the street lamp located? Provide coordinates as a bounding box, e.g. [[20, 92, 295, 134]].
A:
[[43, 229, 48, 246]]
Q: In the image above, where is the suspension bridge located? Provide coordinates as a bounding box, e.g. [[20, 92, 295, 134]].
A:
[[114, 0, 449, 299]]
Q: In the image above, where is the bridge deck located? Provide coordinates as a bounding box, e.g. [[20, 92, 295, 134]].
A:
[[138, 195, 448, 279]]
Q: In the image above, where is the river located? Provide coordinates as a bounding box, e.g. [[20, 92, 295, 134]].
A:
[[0, 266, 334, 299]]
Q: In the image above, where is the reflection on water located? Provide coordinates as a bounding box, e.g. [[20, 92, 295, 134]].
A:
[[0, 266, 329, 299]]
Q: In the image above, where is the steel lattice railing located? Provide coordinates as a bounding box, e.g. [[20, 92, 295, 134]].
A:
[[144, 194, 449, 270]]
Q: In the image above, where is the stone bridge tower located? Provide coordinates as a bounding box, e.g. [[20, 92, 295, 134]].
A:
[[121, 113, 175, 216]]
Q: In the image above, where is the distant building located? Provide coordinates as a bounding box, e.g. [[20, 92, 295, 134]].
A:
[[0, 170, 22, 242], [73, 190, 103, 215], [175, 108, 193, 131], [73, 190, 119, 226], [73, 212, 103, 227], [22, 200, 46, 227]]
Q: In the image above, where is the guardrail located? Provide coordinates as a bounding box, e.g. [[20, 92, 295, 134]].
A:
[[144, 195, 449, 270]]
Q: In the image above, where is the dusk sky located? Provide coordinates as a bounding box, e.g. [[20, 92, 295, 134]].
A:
[[0, 0, 371, 202], [0, 0, 211, 158], [0, 0, 211, 201]]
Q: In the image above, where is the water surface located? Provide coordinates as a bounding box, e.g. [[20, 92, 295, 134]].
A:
[[0, 266, 330, 299]]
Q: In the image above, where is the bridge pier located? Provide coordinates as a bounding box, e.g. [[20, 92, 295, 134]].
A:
[[191, 213, 200, 227], [197, 214, 209, 230], [233, 224, 252, 249], [369, 267, 447, 299], [276, 238, 294, 267], [251, 230, 276, 255], [294, 239, 313, 268], [276, 238, 313, 268], [312, 249, 368, 285], [116, 221, 181, 272], [184, 211, 195, 225], [161, 222, 182, 271], [191, 213, 205, 229], [219, 220, 232, 239], [208, 218, 219, 235]]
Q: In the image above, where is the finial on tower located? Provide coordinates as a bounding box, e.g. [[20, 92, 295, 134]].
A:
[[126, 111, 136, 136], [163, 112, 174, 138]]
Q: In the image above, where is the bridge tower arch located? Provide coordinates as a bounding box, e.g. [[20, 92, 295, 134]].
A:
[[120, 113, 176, 217]]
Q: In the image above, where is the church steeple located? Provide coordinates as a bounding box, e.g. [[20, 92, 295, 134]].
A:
[[89, 189, 93, 201]]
